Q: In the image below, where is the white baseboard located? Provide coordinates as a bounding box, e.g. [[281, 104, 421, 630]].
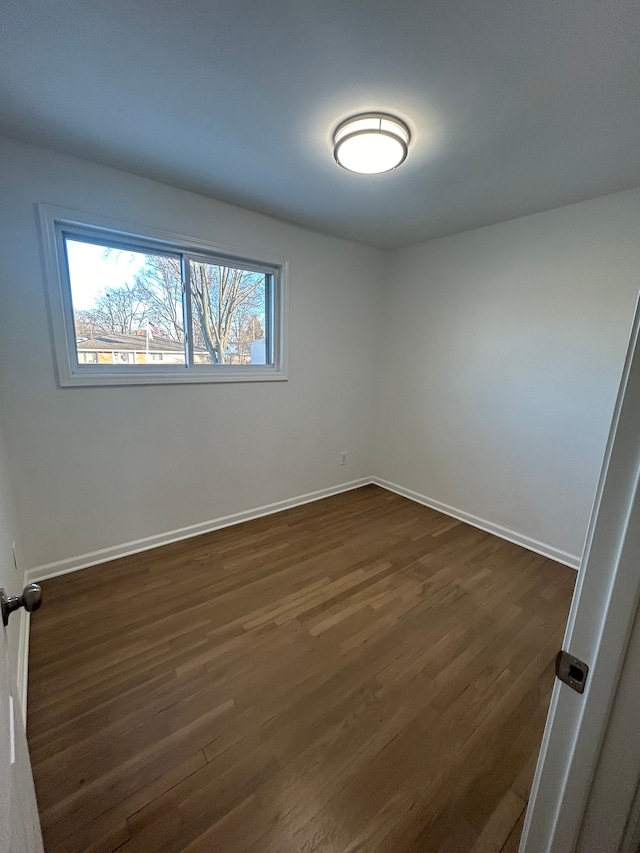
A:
[[24, 478, 373, 584], [371, 477, 581, 570], [24, 475, 581, 585], [18, 475, 579, 707]]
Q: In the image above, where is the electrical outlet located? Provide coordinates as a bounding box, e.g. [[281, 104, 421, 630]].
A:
[[12, 542, 18, 572], [340, 451, 347, 466]]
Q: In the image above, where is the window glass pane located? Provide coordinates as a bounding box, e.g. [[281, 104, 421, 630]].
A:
[[189, 260, 269, 365], [65, 236, 186, 366]]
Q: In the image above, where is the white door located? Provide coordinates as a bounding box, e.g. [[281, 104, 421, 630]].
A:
[[1, 608, 44, 853], [521, 294, 640, 852]]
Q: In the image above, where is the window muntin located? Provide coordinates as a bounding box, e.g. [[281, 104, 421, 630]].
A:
[[39, 207, 286, 386]]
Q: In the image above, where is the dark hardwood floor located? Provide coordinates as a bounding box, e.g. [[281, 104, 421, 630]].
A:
[[27, 485, 575, 852]]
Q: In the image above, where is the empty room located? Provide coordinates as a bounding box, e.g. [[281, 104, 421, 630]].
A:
[[1, 1, 640, 851]]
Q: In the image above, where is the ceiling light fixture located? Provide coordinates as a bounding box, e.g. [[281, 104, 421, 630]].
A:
[[333, 113, 410, 175]]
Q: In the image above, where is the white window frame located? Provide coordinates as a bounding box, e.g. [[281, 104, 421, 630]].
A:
[[38, 204, 288, 386]]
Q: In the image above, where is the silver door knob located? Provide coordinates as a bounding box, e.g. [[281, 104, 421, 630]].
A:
[[1, 583, 42, 626]]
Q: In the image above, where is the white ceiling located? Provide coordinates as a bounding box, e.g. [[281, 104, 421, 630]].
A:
[[1, 0, 639, 248]]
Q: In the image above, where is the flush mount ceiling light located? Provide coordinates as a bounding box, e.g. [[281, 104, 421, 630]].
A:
[[333, 113, 410, 175]]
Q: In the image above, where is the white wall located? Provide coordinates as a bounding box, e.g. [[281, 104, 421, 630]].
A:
[[0, 134, 637, 576], [0, 136, 384, 572], [374, 189, 640, 562]]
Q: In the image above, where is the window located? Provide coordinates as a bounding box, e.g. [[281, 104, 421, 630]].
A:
[[39, 206, 287, 386]]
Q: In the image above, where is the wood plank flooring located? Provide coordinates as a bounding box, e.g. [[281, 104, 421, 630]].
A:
[[27, 485, 575, 853]]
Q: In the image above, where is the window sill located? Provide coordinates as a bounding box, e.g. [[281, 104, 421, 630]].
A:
[[58, 367, 288, 387]]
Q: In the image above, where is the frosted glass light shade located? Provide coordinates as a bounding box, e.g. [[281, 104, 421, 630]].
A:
[[333, 114, 410, 174]]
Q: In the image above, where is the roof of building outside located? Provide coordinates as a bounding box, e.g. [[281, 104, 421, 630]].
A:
[[76, 332, 206, 354]]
